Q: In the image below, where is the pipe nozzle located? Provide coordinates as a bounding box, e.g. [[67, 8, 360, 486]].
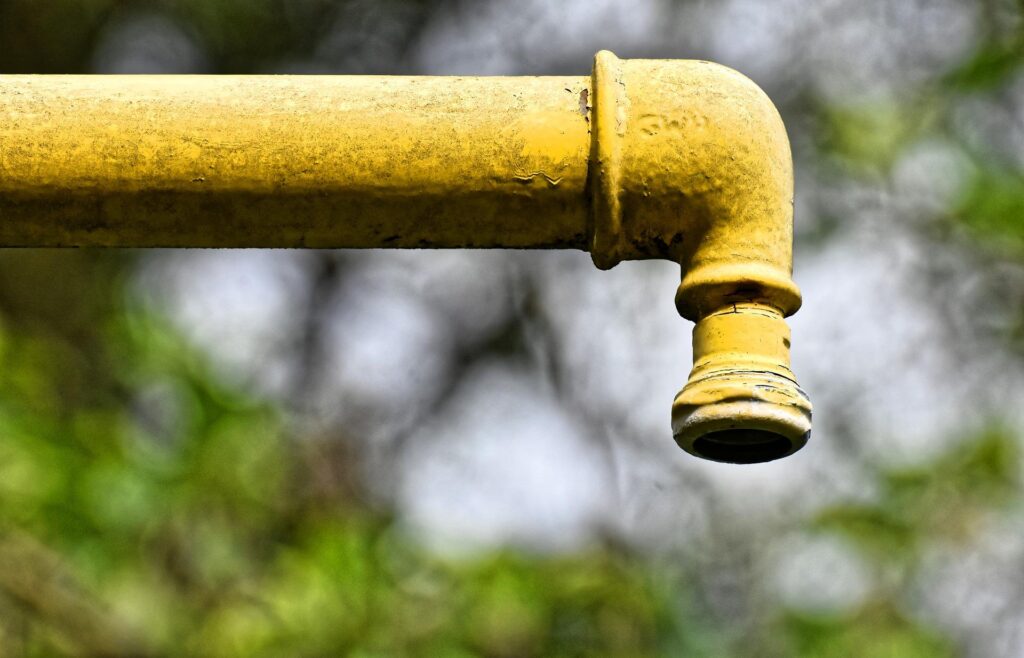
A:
[[672, 303, 811, 464]]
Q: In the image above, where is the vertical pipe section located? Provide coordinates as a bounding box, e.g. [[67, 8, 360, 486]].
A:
[[0, 75, 592, 247]]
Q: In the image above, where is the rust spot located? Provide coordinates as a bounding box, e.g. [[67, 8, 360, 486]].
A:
[[579, 88, 589, 119]]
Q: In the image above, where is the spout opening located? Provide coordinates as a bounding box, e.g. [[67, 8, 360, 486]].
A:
[[691, 429, 807, 464]]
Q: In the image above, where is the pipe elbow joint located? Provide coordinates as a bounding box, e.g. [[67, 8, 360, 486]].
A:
[[588, 52, 811, 463]]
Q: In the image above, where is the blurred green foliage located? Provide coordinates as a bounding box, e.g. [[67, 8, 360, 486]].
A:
[[955, 162, 1024, 253], [2, 275, 1009, 655], [944, 32, 1024, 92], [815, 429, 1018, 559], [0, 280, 726, 655], [819, 101, 928, 172]]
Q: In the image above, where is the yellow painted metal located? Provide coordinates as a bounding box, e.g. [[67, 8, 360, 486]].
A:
[[0, 50, 811, 463], [672, 303, 810, 463], [0, 74, 592, 248]]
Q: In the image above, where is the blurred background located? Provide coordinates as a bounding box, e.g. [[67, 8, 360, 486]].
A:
[[1, 0, 1023, 655]]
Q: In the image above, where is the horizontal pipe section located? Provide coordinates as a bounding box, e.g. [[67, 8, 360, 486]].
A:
[[0, 74, 592, 248]]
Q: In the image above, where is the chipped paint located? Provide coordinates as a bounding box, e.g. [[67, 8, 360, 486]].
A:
[[512, 171, 563, 187]]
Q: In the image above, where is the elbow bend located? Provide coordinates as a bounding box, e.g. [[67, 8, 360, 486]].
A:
[[588, 51, 800, 320], [587, 52, 811, 463]]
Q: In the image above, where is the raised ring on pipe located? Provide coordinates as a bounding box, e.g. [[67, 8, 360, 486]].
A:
[[588, 50, 626, 271]]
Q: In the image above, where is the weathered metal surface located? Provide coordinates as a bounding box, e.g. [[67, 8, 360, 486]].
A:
[[672, 303, 811, 463], [0, 51, 811, 463], [0, 74, 591, 249]]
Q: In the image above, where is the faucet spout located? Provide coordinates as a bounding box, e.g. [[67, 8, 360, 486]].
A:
[[588, 52, 811, 462], [672, 303, 811, 463]]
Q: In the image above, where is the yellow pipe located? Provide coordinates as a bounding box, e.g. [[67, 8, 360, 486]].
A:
[[0, 51, 811, 463]]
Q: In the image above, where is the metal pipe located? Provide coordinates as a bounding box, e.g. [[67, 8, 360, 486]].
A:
[[0, 51, 811, 463]]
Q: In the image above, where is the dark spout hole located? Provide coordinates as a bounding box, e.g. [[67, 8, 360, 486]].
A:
[[691, 429, 800, 464]]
